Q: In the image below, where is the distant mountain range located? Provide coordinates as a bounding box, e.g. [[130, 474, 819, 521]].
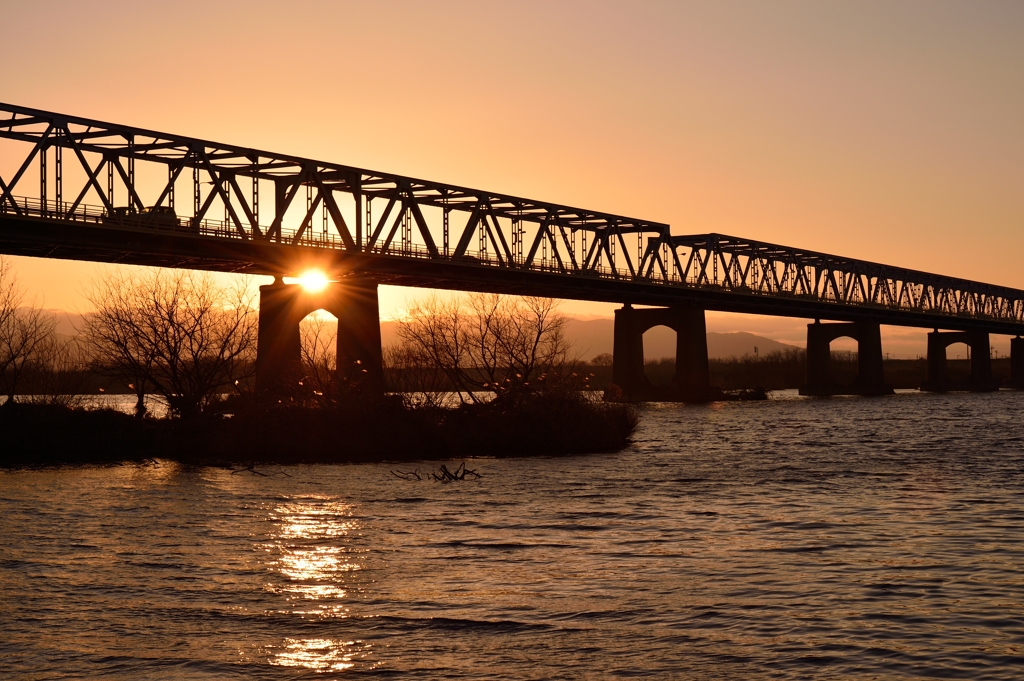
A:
[[381, 317, 796, 361], [51, 309, 795, 361]]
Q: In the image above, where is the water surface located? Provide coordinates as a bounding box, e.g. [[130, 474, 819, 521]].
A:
[[3, 390, 1024, 678]]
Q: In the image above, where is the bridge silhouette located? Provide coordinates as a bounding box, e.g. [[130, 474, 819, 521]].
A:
[[1, 103, 1021, 399]]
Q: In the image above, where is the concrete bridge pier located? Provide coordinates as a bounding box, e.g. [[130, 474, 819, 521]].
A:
[[610, 304, 715, 402], [799, 321, 891, 396], [255, 277, 384, 395], [255, 278, 304, 392], [921, 330, 997, 392], [1011, 337, 1024, 389]]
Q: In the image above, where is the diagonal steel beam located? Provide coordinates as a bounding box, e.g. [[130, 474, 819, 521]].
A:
[[150, 162, 186, 214], [110, 156, 145, 210], [408, 192, 438, 257], [320, 188, 356, 250], [290, 190, 323, 245], [523, 214, 552, 267], [66, 156, 110, 215], [452, 204, 482, 258], [0, 127, 50, 212], [366, 188, 399, 250]]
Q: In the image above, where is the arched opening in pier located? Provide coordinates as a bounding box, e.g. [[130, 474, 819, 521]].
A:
[[299, 309, 338, 397], [828, 336, 859, 387], [643, 325, 676, 386], [945, 341, 971, 383]]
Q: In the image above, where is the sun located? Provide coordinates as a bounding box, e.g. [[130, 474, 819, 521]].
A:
[[297, 270, 330, 293]]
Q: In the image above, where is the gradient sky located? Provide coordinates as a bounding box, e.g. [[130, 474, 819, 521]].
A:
[[1, 1, 1022, 354]]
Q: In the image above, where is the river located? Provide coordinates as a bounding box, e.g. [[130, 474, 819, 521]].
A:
[[2, 390, 1023, 679]]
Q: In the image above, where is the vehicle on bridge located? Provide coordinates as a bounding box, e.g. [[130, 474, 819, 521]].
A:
[[103, 206, 179, 229]]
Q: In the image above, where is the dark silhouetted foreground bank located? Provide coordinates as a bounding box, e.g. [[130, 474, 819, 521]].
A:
[[0, 394, 638, 467]]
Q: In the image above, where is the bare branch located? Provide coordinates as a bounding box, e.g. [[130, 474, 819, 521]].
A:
[[83, 268, 258, 418], [0, 258, 58, 402], [391, 292, 583, 402]]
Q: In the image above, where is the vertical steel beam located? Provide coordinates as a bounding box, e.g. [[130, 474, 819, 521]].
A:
[[193, 165, 201, 221], [352, 173, 362, 250], [365, 198, 373, 249], [305, 183, 312, 238], [271, 178, 299, 243], [442, 193, 449, 257], [54, 142, 62, 217], [322, 193, 328, 242], [167, 165, 175, 211], [127, 135, 135, 213], [251, 170, 259, 228], [223, 179, 230, 226], [107, 157, 114, 207], [39, 143, 47, 216]]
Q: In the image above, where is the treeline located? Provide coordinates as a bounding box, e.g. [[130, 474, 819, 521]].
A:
[[1, 260, 611, 415], [635, 348, 808, 390], [12, 250, 1010, 419], [1, 259, 638, 463], [636, 349, 1011, 391], [0, 261, 258, 418], [0, 259, 95, 406], [305, 292, 603, 406]]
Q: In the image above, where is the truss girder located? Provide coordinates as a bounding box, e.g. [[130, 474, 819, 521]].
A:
[[665, 234, 1024, 325], [0, 102, 1022, 328]]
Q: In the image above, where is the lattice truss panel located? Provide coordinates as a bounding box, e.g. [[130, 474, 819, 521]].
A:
[[651, 235, 1024, 322], [1, 103, 1022, 324], [0, 104, 673, 272]]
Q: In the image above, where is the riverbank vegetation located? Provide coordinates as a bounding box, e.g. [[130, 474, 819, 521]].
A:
[[0, 259, 637, 466], [3, 254, 1015, 467], [637, 349, 1010, 391], [0, 389, 636, 466]]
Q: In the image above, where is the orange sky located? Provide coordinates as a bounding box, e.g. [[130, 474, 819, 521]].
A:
[[1, 1, 1022, 355]]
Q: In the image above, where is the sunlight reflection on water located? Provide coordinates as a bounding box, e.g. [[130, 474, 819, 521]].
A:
[[264, 498, 367, 669], [270, 637, 374, 672], [265, 497, 363, 622], [4, 390, 1024, 678]]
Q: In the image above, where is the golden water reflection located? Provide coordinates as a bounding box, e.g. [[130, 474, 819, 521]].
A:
[[279, 547, 359, 582], [270, 638, 375, 672], [265, 497, 368, 669]]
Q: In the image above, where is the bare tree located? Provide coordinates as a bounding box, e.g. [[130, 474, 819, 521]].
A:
[[485, 295, 576, 391], [0, 257, 57, 403], [299, 314, 337, 405], [383, 342, 455, 407], [26, 334, 89, 407], [394, 295, 471, 400], [84, 269, 258, 418], [83, 271, 158, 416], [394, 293, 580, 403]]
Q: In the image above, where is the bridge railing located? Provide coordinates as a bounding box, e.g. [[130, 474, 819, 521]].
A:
[[4, 193, 1024, 326]]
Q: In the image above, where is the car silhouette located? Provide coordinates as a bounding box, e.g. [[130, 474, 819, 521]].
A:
[[104, 205, 179, 228]]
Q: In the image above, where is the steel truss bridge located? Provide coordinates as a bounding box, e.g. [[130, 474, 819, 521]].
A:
[[1, 102, 1022, 335]]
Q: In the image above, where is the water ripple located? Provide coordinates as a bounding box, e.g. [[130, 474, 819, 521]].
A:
[[3, 390, 1024, 678]]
